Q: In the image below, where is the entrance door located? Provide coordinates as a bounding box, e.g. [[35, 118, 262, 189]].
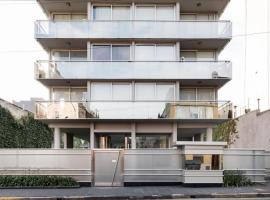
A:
[[94, 149, 123, 186]]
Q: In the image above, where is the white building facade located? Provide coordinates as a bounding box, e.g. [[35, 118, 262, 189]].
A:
[[28, 0, 252, 186]]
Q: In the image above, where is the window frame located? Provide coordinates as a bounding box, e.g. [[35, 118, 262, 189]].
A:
[[92, 4, 132, 21], [135, 82, 175, 101], [90, 82, 132, 101], [135, 43, 176, 61], [91, 43, 132, 61], [135, 4, 176, 21], [51, 86, 87, 101], [180, 87, 216, 101]]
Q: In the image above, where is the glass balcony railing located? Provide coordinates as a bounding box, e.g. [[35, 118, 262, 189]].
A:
[[35, 101, 232, 120], [35, 60, 232, 80], [35, 20, 232, 39]]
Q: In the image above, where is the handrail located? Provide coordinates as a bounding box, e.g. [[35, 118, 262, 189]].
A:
[[35, 19, 232, 23], [35, 60, 232, 63]]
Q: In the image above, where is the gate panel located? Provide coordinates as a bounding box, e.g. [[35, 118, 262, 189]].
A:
[[94, 149, 123, 186]]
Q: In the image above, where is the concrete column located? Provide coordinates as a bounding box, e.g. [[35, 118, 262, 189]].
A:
[[54, 127, 61, 149], [67, 134, 73, 149], [87, 81, 91, 101], [63, 133, 67, 149], [87, 2, 92, 20], [87, 41, 91, 61], [90, 123, 95, 149], [176, 42, 180, 61], [131, 2, 135, 20], [131, 122, 136, 149], [200, 133, 204, 142], [171, 122, 178, 147], [176, 2, 180, 20], [206, 128, 213, 141], [175, 81, 180, 100], [131, 41, 135, 61]]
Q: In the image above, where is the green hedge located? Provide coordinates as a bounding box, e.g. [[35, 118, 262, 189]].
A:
[[0, 176, 79, 187], [0, 105, 53, 148], [224, 170, 253, 187]]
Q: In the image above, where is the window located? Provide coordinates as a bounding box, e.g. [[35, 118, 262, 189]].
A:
[[93, 6, 130, 20], [52, 88, 70, 101], [156, 45, 175, 61], [180, 88, 196, 101], [156, 84, 175, 100], [197, 88, 215, 101], [92, 45, 130, 61], [91, 83, 111, 100], [53, 14, 87, 20], [112, 6, 130, 20], [135, 45, 155, 61], [93, 6, 111, 20], [156, 6, 174, 20], [180, 13, 215, 21], [184, 154, 221, 170], [112, 83, 131, 100], [91, 82, 131, 100], [180, 51, 196, 61], [112, 45, 130, 60], [136, 6, 155, 20], [136, 134, 169, 148], [180, 88, 216, 101], [52, 50, 87, 61], [196, 51, 215, 61], [135, 44, 175, 61], [71, 88, 87, 101], [135, 5, 175, 21], [135, 83, 155, 100], [70, 51, 87, 61], [92, 45, 111, 60], [135, 83, 175, 100], [52, 51, 70, 61]]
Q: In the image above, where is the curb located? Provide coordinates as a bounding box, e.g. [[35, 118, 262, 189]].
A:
[[1, 193, 270, 200]]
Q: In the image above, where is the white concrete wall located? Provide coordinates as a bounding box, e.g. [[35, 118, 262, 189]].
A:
[[0, 149, 92, 183], [224, 149, 266, 183], [232, 109, 270, 151]]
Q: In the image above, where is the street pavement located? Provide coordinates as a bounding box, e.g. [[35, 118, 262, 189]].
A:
[[0, 183, 270, 199]]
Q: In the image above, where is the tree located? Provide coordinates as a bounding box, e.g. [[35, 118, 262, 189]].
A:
[[213, 119, 239, 147]]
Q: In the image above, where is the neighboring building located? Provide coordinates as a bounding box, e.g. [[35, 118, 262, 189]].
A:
[[0, 98, 29, 119], [34, 0, 233, 185], [13, 98, 44, 113], [232, 109, 270, 151]]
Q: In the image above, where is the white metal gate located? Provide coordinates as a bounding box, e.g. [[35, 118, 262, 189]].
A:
[[93, 149, 123, 186]]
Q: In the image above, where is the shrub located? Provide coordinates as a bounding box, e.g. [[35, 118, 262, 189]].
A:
[[0, 176, 79, 187], [223, 170, 253, 187]]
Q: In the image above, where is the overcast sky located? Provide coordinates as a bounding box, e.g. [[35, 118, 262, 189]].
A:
[[0, 0, 269, 116]]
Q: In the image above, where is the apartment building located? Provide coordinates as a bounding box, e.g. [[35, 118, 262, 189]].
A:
[[34, 0, 233, 185]]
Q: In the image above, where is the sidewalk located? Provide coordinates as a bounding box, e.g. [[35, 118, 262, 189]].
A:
[[0, 183, 270, 199]]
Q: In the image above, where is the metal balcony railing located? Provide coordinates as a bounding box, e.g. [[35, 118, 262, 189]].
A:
[[35, 100, 232, 120]]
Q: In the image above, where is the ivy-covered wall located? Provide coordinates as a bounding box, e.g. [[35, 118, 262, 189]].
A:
[[0, 105, 53, 148]]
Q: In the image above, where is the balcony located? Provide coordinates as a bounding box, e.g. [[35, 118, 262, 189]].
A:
[[35, 60, 232, 86], [35, 20, 232, 49], [35, 100, 232, 121]]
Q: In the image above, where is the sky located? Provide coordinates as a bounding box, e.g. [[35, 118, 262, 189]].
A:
[[0, 0, 269, 116]]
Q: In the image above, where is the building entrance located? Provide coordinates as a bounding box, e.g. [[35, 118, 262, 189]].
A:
[[96, 133, 131, 149], [93, 149, 123, 186]]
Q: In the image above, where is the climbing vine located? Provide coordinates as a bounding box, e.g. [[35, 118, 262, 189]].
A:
[[0, 105, 53, 148]]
